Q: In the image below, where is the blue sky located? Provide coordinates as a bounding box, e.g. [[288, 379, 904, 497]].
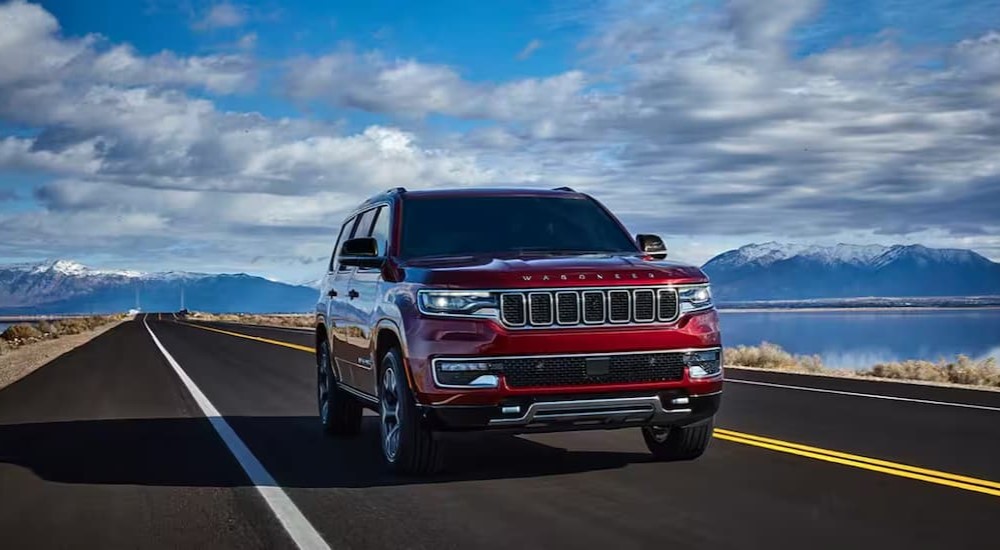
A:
[[1, 0, 998, 282]]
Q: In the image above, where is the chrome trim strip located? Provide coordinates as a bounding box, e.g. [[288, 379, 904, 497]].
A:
[[339, 383, 379, 403], [488, 395, 691, 426], [435, 346, 722, 362], [689, 390, 723, 398]]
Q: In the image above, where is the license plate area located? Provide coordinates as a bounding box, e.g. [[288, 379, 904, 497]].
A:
[[585, 357, 610, 377]]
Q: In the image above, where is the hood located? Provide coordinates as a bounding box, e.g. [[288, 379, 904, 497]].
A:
[[398, 254, 707, 288]]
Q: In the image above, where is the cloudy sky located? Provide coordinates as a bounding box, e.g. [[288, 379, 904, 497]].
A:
[[1, 0, 998, 283]]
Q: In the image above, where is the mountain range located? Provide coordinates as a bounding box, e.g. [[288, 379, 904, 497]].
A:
[[702, 242, 1000, 302], [2, 243, 999, 314], [0, 261, 317, 315]]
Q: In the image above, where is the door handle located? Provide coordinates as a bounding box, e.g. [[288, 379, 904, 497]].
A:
[[327, 289, 338, 297], [347, 289, 360, 299]]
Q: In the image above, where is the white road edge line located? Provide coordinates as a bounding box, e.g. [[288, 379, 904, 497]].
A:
[[725, 378, 1000, 412], [143, 319, 331, 550]]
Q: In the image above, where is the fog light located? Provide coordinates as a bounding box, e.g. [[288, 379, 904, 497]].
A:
[[438, 361, 491, 372], [683, 350, 722, 379], [435, 360, 500, 387]]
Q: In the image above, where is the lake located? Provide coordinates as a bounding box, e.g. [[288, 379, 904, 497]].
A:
[[719, 309, 1000, 369], [0, 322, 9, 334]]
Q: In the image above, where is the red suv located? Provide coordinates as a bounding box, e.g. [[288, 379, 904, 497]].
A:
[[315, 187, 722, 473]]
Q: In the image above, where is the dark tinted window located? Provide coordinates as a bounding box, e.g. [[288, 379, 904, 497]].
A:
[[370, 206, 391, 256], [400, 196, 637, 259], [354, 208, 377, 239], [337, 208, 377, 272]]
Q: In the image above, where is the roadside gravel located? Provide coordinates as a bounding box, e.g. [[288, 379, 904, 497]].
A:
[[0, 319, 128, 390]]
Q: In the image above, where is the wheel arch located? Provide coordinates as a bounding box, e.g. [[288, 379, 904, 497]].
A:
[[373, 319, 414, 390]]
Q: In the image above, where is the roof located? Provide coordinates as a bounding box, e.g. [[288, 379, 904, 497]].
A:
[[361, 186, 584, 207]]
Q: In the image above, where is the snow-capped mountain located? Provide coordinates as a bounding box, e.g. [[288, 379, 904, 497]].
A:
[[703, 243, 1000, 301], [0, 260, 318, 314]]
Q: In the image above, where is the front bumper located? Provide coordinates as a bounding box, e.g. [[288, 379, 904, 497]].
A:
[[419, 390, 721, 433], [404, 309, 723, 407]]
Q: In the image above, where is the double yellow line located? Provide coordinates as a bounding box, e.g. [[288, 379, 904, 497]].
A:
[[714, 428, 1000, 498], [179, 321, 314, 353], [174, 320, 1000, 498]]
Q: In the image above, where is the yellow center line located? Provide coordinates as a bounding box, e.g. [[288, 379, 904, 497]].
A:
[[178, 321, 314, 353], [715, 428, 1000, 491], [714, 429, 1000, 498], [174, 320, 1000, 498]]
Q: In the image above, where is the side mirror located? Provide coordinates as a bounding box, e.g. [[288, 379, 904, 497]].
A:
[[339, 237, 385, 268], [636, 234, 667, 260]]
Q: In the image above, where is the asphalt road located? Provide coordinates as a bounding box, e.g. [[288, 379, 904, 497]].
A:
[[1, 314, 998, 549]]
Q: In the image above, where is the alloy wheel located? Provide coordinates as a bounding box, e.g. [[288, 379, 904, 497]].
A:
[[380, 366, 401, 461]]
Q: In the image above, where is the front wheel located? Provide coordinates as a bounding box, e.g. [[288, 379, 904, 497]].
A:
[[317, 340, 362, 436], [642, 418, 714, 461], [379, 347, 443, 474]]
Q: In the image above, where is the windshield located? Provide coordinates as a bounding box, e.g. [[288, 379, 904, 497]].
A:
[[399, 196, 639, 259]]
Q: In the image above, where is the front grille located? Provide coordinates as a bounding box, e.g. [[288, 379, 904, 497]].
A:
[[502, 351, 686, 388], [500, 287, 679, 328]]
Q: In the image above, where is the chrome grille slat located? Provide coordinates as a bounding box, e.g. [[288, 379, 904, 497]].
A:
[[528, 292, 553, 325], [499, 286, 682, 329], [633, 289, 655, 322], [608, 290, 630, 323], [555, 292, 580, 325], [657, 289, 679, 322], [501, 293, 526, 326], [582, 291, 604, 324]]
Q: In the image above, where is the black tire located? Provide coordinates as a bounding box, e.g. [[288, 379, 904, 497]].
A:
[[642, 418, 714, 461], [378, 347, 443, 475], [317, 339, 362, 436]]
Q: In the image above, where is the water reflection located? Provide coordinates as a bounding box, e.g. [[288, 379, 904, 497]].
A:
[[718, 309, 1000, 370]]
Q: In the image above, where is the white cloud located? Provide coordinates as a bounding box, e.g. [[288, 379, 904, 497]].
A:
[[2, 0, 1000, 281], [285, 50, 589, 121], [516, 38, 542, 60], [193, 2, 247, 30]]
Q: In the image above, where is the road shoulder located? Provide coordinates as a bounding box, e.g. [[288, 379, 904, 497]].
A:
[[0, 319, 128, 391]]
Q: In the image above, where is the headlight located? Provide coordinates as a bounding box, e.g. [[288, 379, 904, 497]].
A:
[[678, 284, 713, 313], [417, 290, 499, 317]]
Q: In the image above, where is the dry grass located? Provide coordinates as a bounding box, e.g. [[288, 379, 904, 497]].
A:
[[0, 315, 125, 353], [724, 342, 825, 373], [187, 312, 313, 329], [725, 342, 1000, 389], [864, 356, 1000, 387]]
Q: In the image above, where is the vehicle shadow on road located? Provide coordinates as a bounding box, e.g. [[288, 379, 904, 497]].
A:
[[0, 416, 653, 488]]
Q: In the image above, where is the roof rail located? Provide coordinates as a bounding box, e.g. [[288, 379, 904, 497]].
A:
[[551, 186, 576, 192]]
